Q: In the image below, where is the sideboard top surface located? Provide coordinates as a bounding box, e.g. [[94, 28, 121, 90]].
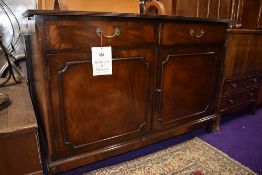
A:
[[23, 10, 229, 24]]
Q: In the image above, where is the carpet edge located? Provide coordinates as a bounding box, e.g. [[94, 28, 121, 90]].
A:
[[195, 137, 257, 175]]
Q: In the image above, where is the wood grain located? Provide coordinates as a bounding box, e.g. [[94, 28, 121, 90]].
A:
[[0, 83, 42, 174], [224, 31, 262, 78], [0, 83, 37, 134]]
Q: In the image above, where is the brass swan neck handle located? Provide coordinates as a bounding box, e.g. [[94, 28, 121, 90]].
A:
[[96, 27, 120, 39], [189, 29, 205, 38]]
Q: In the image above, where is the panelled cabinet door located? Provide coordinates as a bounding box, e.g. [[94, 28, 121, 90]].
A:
[[47, 48, 155, 159], [153, 48, 219, 131]]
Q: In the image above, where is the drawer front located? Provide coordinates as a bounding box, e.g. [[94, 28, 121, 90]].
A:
[[160, 22, 227, 45], [46, 20, 158, 50], [223, 75, 260, 94], [220, 88, 258, 110]]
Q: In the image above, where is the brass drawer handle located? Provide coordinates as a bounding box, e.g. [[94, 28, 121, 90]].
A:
[[96, 27, 120, 39], [228, 99, 234, 104], [231, 83, 237, 88], [189, 29, 205, 38]]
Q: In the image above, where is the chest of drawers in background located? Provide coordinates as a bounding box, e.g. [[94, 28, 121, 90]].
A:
[[220, 74, 260, 112], [218, 30, 262, 118]]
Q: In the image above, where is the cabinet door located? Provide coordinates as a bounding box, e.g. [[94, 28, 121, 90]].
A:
[[153, 48, 219, 131], [47, 48, 155, 159]]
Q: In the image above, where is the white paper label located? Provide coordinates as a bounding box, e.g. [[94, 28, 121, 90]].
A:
[[91, 46, 112, 76]]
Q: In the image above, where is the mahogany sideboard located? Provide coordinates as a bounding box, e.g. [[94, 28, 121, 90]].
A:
[[23, 10, 228, 174]]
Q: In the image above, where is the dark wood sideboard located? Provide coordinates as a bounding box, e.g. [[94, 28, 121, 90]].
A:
[[23, 10, 228, 174]]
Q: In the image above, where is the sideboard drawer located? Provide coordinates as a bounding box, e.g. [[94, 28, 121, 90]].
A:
[[46, 20, 158, 50], [223, 74, 260, 95], [220, 88, 258, 110], [160, 23, 227, 45]]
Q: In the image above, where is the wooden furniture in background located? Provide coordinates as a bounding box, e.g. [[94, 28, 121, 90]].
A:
[[218, 0, 262, 118], [163, 0, 262, 29], [219, 30, 262, 115], [0, 83, 42, 175], [24, 10, 228, 174], [38, 0, 140, 13], [160, 0, 232, 21], [232, 0, 262, 29]]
